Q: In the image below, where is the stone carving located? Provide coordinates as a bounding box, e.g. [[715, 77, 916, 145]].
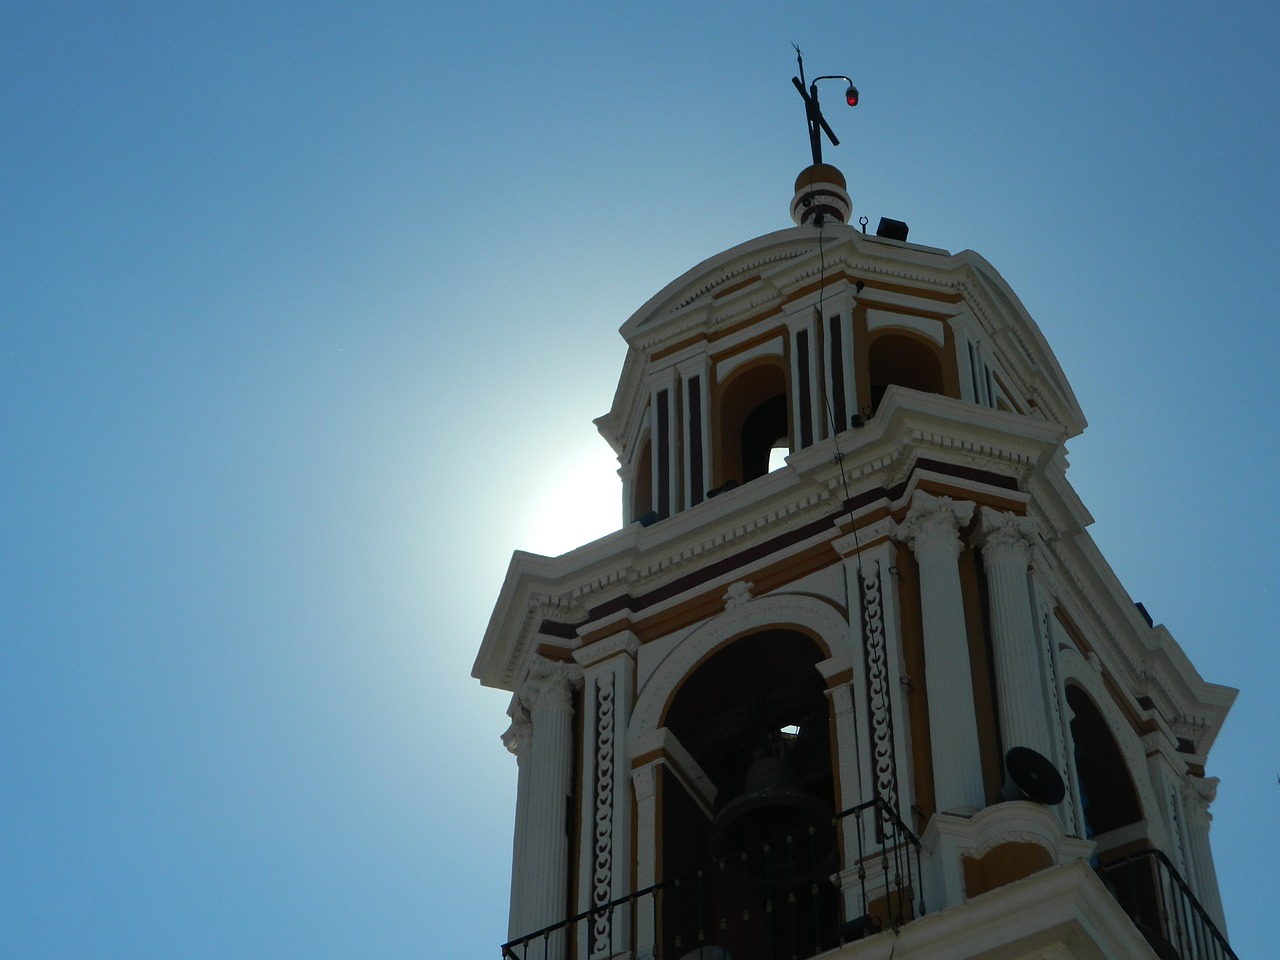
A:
[[893, 491, 975, 556], [976, 507, 1038, 565], [590, 673, 617, 957], [722, 580, 754, 610], [858, 562, 900, 817], [502, 714, 532, 757], [519, 658, 583, 716]]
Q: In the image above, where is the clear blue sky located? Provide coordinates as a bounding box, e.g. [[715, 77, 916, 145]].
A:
[[3, 3, 1276, 957]]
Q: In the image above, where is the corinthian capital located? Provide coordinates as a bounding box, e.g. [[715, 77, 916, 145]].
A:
[[893, 490, 975, 556], [1182, 774, 1220, 818], [518, 658, 584, 715], [975, 507, 1039, 565]]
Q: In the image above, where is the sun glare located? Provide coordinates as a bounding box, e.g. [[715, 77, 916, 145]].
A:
[[520, 443, 623, 557]]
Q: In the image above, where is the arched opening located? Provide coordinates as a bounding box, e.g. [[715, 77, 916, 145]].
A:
[[1065, 684, 1173, 952], [658, 629, 837, 960], [867, 333, 945, 415], [717, 363, 790, 488], [1065, 685, 1142, 840]]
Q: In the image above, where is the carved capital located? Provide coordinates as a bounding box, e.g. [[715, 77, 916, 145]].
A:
[[519, 658, 584, 716], [893, 491, 975, 557], [1183, 774, 1219, 819], [975, 507, 1038, 566], [502, 717, 533, 757]]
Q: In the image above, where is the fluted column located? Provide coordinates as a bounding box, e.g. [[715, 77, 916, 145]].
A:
[[516, 659, 583, 957], [502, 711, 534, 941], [894, 491, 984, 814], [1182, 775, 1228, 934], [976, 507, 1053, 760]]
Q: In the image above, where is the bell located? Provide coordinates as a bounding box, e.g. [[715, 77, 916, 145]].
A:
[[709, 749, 835, 884]]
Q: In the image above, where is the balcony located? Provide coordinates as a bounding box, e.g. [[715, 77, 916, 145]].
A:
[[1096, 848, 1237, 960], [501, 805, 1236, 960], [502, 798, 922, 960]]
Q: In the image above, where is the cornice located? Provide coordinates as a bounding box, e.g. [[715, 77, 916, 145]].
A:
[[479, 392, 1076, 692]]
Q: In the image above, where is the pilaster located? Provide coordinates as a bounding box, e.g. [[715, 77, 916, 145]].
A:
[[574, 633, 639, 959]]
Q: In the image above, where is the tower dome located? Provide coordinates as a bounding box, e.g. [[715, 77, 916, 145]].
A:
[[790, 162, 852, 225]]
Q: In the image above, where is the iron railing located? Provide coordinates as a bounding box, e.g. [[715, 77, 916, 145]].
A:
[[1096, 848, 1237, 960], [502, 797, 923, 960]]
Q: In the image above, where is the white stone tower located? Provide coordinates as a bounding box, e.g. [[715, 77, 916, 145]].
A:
[[473, 153, 1237, 960]]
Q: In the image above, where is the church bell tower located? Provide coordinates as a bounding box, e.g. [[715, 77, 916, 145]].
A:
[[473, 66, 1237, 960]]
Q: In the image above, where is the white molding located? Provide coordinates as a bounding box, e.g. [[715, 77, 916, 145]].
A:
[[866, 307, 946, 346], [714, 334, 786, 383], [629, 593, 851, 744]]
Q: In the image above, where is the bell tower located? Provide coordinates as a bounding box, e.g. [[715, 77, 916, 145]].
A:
[[474, 66, 1237, 960]]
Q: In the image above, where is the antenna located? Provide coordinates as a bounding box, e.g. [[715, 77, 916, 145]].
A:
[[791, 47, 859, 166]]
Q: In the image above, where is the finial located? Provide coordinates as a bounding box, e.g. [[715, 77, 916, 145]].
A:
[[791, 46, 859, 167]]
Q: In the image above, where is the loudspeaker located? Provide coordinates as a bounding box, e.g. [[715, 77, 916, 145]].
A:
[[875, 217, 909, 242], [997, 746, 1066, 806]]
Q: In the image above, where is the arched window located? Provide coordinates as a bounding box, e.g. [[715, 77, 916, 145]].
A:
[[867, 333, 945, 414], [659, 629, 837, 960], [717, 363, 790, 488], [1065, 685, 1142, 839]]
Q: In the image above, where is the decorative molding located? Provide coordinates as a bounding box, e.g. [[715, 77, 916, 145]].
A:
[[589, 673, 617, 957], [975, 506, 1038, 562], [714, 336, 786, 383], [519, 658, 584, 716], [893, 490, 975, 557], [573, 631, 640, 668], [502, 716, 532, 758], [865, 308, 946, 346], [722, 580, 754, 610], [858, 561, 900, 814]]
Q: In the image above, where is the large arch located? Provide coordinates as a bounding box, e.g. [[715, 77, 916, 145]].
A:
[[1056, 647, 1166, 852], [630, 593, 851, 744], [630, 593, 852, 960]]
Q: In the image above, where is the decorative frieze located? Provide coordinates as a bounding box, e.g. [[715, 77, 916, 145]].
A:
[[858, 561, 900, 815]]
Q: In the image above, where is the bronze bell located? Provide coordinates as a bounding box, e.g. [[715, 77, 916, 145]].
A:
[[709, 748, 835, 885]]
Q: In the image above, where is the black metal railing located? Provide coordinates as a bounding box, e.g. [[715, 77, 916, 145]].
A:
[[1096, 848, 1236, 960], [501, 797, 923, 960]]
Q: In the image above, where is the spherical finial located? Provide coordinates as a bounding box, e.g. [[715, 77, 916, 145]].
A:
[[790, 163, 851, 226]]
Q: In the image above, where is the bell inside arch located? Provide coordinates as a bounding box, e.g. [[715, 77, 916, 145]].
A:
[[709, 744, 836, 885]]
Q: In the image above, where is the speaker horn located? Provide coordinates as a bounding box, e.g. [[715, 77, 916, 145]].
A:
[[997, 746, 1066, 806]]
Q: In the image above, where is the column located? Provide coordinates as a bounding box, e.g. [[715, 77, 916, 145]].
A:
[[894, 491, 984, 814], [975, 507, 1053, 760], [517, 658, 583, 958], [1181, 775, 1228, 934], [502, 710, 533, 942]]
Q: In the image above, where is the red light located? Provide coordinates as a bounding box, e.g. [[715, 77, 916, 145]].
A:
[[846, 85, 859, 107]]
